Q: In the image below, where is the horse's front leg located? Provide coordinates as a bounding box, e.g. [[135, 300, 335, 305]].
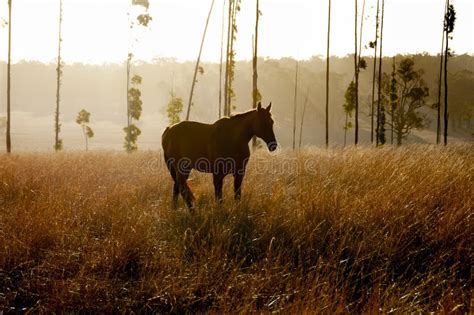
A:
[[213, 173, 224, 203], [233, 169, 245, 200]]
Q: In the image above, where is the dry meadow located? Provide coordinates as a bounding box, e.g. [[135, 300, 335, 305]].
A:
[[0, 145, 472, 313]]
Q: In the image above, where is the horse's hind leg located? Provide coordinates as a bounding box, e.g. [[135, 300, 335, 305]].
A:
[[177, 171, 194, 211], [165, 157, 180, 209], [170, 167, 180, 209]]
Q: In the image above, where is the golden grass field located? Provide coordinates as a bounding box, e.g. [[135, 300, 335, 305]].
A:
[[0, 145, 472, 313]]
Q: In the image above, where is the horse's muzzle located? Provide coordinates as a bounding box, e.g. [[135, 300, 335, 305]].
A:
[[268, 142, 278, 152]]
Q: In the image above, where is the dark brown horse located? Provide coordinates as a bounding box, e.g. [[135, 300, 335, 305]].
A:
[[162, 102, 277, 209]]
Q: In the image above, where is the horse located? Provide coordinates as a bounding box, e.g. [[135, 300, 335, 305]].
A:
[[161, 102, 277, 210]]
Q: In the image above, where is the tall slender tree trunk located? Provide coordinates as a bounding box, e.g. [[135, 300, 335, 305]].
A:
[[358, 0, 366, 69], [370, 0, 380, 144], [391, 57, 395, 145], [354, 0, 359, 145], [54, 0, 63, 151], [227, 1, 238, 115], [397, 130, 402, 146], [391, 111, 394, 144], [299, 87, 310, 149], [223, 0, 233, 116], [376, 0, 385, 147], [390, 106, 394, 144], [82, 125, 89, 151], [292, 61, 299, 151], [218, 0, 226, 119], [357, 0, 366, 145], [325, 0, 331, 148], [252, 0, 260, 149], [186, 0, 215, 121], [443, 0, 450, 146], [6, 0, 12, 153], [126, 54, 131, 152], [344, 113, 348, 147], [125, 2, 133, 152], [437, 1, 447, 145]]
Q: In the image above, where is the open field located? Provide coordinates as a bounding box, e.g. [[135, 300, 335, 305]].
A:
[[0, 145, 472, 313]]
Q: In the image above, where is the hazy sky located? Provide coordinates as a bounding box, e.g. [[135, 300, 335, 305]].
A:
[[0, 0, 473, 64]]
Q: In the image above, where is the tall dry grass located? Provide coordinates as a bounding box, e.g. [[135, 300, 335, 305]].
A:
[[0, 145, 472, 313]]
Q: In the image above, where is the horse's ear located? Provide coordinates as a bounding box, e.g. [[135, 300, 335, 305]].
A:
[[257, 102, 262, 110], [266, 102, 272, 112]]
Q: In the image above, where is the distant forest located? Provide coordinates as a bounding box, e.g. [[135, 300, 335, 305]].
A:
[[1, 54, 473, 149]]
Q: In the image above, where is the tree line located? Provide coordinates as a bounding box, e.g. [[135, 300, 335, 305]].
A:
[[1, 55, 473, 149], [336, 0, 457, 147]]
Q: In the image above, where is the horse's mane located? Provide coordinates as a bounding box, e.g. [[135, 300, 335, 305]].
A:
[[229, 109, 256, 120]]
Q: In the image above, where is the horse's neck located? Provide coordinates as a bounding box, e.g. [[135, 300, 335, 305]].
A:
[[230, 112, 255, 144]]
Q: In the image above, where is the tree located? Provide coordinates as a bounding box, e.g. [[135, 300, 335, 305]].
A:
[[354, 0, 359, 145], [252, 0, 262, 149], [443, 1, 456, 145], [223, 0, 233, 117], [185, 0, 215, 120], [167, 92, 183, 125], [378, 98, 386, 145], [123, 125, 141, 152], [75, 109, 94, 151], [356, 0, 368, 144], [369, 0, 380, 144], [292, 61, 299, 150], [54, 0, 64, 152], [436, 1, 448, 144], [126, 53, 133, 151], [325, 0, 331, 147], [383, 58, 429, 146], [376, 0, 385, 147], [343, 81, 356, 147], [224, 0, 241, 116], [124, 75, 144, 152], [389, 57, 398, 144], [218, 0, 226, 118], [299, 87, 310, 149], [126, 0, 152, 151], [6, 0, 12, 153], [353, 0, 366, 145], [132, 0, 152, 26]]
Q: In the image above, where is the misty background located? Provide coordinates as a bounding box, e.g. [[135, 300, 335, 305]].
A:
[[1, 54, 473, 151]]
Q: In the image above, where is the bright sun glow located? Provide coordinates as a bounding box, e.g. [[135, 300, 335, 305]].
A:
[[0, 0, 473, 64]]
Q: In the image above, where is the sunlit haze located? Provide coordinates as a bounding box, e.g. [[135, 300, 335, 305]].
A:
[[0, 0, 473, 64]]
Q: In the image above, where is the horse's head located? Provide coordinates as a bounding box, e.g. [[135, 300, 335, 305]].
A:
[[254, 102, 278, 152]]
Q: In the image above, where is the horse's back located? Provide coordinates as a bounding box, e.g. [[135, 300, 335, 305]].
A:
[[162, 121, 213, 160]]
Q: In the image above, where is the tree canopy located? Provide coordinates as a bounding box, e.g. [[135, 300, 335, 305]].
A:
[[383, 58, 429, 145]]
